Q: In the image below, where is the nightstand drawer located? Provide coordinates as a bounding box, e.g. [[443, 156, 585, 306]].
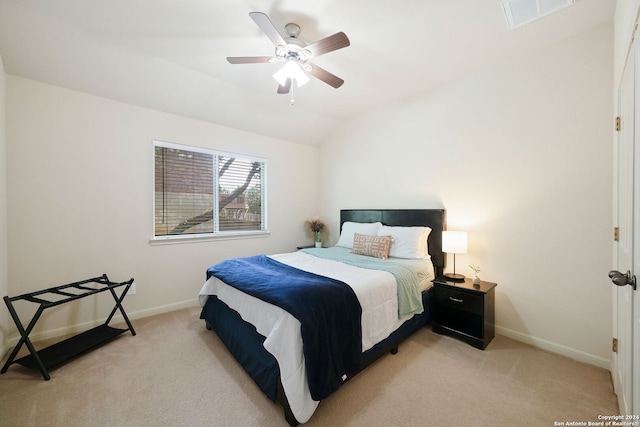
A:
[[434, 287, 482, 314]]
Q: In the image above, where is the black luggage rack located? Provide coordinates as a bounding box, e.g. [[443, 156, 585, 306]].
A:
[[1, 274, 136, 380]]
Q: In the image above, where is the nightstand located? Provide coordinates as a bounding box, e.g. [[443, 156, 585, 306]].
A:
[[432, 277, 497, 350]]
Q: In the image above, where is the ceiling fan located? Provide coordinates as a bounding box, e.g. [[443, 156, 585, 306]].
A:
[[227, 12, 350, 94]]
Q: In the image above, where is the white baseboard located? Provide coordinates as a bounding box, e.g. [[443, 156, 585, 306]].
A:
[[495, 325, 611, 371], [3, 303, 612, 373], [5, 298, 200, 349]]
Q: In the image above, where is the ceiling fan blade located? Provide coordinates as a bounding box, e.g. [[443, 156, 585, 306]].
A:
[[249, 12, 286, 46], [307, 64, 344, 88], [227, 56, 273, 64], [277, 78, 292, 94], [305, 32, 350, 57]]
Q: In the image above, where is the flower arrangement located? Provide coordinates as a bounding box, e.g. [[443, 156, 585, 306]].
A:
[[306, 218, 325, 242], [469, 264, 481, 285], [468, 264, 481, 275]]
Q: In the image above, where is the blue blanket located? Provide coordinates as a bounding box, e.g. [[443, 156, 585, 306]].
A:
[[207, 255, 362, 401]]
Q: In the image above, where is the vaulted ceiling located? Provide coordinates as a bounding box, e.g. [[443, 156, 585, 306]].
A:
[[0, 0, 614, 145]]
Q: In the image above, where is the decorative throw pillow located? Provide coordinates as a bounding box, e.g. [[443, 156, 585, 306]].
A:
[[351, 233, 392, 260]]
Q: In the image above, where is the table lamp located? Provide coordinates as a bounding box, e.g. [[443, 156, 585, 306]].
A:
[[442, 231, 467, 281]]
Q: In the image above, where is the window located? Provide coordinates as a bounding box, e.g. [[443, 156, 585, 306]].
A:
[[153, 141, 267, 239]]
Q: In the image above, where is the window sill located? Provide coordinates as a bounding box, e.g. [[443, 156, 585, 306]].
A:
[[149, 230, 270, 246]]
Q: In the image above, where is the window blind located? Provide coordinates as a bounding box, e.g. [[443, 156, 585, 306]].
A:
[[154, 141, 266, 238]]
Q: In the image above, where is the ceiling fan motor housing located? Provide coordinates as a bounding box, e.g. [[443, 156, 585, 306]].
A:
[[284, 23, 301, 38], [276, 23, 311, 65]]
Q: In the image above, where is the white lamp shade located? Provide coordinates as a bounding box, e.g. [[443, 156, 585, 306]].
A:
[[273, 67, 289, 86], [442, 231, 467, 254]]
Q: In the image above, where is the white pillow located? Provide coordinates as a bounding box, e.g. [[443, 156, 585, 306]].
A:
[[377, 225, 432, 259], [336, 222, 382, 249]]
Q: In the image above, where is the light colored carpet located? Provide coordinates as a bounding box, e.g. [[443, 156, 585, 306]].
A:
[[0, 306, 618, 426]]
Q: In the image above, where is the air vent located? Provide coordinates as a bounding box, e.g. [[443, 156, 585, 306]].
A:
[[501, 0, 575, 30]]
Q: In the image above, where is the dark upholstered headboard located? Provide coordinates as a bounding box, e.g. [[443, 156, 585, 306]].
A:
[[340, 209, 446, 277]]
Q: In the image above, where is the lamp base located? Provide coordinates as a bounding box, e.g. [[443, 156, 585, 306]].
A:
[[443, 273, 465, 282]]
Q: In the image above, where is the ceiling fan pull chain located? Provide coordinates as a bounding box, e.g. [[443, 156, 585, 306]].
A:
[[290, 83, 295, 106]]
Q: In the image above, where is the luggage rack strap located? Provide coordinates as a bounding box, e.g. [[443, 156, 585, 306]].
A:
[[7, 274, 133, 308]]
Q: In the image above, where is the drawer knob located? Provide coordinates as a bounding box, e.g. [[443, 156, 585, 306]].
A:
[[449, 297, 464, 303]]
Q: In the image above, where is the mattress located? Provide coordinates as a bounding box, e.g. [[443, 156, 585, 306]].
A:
[[199, 248, 435, 423]]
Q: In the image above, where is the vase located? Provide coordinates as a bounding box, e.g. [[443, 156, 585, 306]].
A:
[[472, 275, 481, 286], [315, 241, 322, 248]]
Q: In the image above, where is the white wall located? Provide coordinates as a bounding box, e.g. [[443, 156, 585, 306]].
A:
[[5, 76, 320, 339], [615, 0, 640, 84], [0, 54, 8, 355], [319, 24, 613, 366]]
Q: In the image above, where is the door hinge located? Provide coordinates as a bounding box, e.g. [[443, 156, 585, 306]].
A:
[[615, 117, 621, 131], [612, 338, 618, 353], [614, 227, 620, 242]]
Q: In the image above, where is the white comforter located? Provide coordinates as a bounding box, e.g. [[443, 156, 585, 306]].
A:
[[198, 251, 430, 423]]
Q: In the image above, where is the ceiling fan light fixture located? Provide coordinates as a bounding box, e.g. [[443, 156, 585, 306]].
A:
[[295, 71, 310, 87], [273, 68, 289, 86], [273, 60, 309, 87], [289, 62, 310, 87]]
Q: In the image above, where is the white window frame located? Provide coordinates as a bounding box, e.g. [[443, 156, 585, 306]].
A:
[[151, 140, 268, 244]]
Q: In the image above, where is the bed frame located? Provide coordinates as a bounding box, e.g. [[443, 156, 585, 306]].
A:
[[201, 208, 446, 426]]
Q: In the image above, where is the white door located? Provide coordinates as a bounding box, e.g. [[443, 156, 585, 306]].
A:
[[633, 35, 640, 415], [613, 33, 639, 416]]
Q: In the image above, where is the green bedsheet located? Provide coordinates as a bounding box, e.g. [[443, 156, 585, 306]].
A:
[[300, 247, 424, 317]]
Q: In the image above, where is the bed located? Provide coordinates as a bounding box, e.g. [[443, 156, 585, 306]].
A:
[[199, 209, 446, 425]]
